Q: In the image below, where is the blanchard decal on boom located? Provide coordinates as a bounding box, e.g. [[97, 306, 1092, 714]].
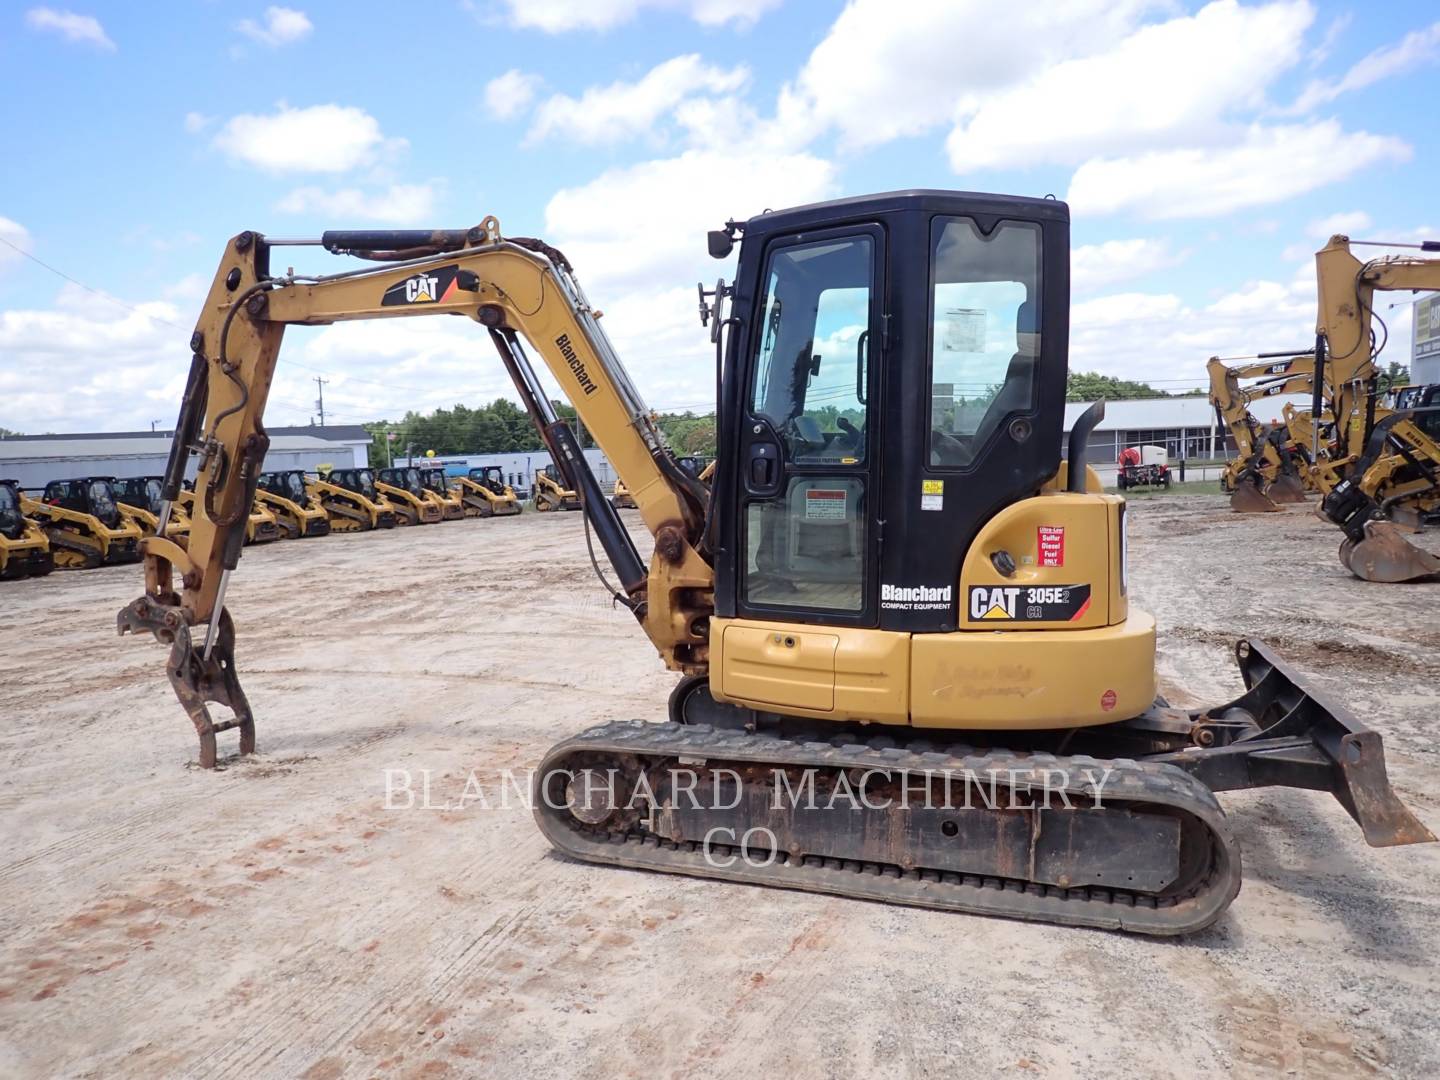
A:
[[555, 334, 599, 396]]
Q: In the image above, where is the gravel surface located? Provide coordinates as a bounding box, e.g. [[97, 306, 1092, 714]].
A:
[[1, 496, 1437, 1078]]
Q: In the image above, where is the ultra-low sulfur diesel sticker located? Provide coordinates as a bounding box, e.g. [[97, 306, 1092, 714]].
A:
[[382, 266, 464, 306], [968, 584, 1092, 622]]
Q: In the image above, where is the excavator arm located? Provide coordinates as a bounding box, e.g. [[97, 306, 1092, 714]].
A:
[[118, 219, 714, 765], [1207, 351, 1314, 508]]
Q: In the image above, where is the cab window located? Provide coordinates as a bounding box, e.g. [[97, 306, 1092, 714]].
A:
[[927, 217, 1042, 468]]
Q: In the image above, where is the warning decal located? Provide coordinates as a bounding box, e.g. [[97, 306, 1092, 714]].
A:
[[804, 489, 847, 520], [1037, 525, 1065, 567]]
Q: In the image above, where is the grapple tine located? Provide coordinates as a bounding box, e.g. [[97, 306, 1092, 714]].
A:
[[1229, 481, 1281, 513], [1343, 520, 1440, 583]]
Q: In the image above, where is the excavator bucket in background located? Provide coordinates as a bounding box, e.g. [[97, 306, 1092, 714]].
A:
[[1230, 479, 1282, 513], [1266, 473, 1308, 503], [1340, 520, 1440, 583]]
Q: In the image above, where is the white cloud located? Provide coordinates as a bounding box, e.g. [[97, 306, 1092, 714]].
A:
[[1290, 20, 1440, 112], [484, 69, 543, 120], [781, 0, 1157, 151], [212, 103, 402, 173], [488, 0, 779, 32], [1067, 121, 1411, 220], [24, 7, 114, 50], [1307, 211, 1371, 239], [276, 183, 439, 224], [0, 217, 32, 267], [236, 6, 313, 47], [529, 55, 748, 145], [1071, 239, 1187, 295], [945, 0, 1313, 172]]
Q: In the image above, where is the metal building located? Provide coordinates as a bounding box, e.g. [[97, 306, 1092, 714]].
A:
[[0, 426, 373, 491]]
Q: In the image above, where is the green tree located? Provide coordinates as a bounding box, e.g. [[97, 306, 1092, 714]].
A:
[[1066, 372, 1164, 401], [1382, 361, 1411, 391]]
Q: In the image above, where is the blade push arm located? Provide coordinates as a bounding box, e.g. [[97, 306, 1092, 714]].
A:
[[120, 219, 714, 765]]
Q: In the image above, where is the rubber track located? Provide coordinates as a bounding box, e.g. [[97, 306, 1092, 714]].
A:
[[534, 721, 1243, 935]]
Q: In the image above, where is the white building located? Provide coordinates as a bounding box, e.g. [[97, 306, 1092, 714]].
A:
[[0, 425, 373, 491], [396, 447, 618, 495], [1062, 394, 1311, 469]]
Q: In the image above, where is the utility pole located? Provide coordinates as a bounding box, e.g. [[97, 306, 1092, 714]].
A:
[[314, 376, 329, 427], [150, 419, 161, 432]]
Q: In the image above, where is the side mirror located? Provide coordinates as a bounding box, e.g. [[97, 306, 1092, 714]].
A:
[[707, 230, 733, 259]]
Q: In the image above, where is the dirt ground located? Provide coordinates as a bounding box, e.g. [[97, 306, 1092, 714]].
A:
[[2, 495, 1438, 1079]]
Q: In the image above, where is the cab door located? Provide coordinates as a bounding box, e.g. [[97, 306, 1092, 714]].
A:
[[732, 224, 884, 627]]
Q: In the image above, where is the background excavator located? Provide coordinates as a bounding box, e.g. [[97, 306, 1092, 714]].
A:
[[0, 479, 53, 578], [1207, 352, 1314, 511], [117, 475, 193, 539], [453, 465, 523, 517], [532, 464, 581, 511], [255, 470, 331, 538], [376, 466, 444, 525], [1307, 236, 1440, 580], [118, 194, 1431, 935], [310, 467, 397, 531], [25, 477, 143, 569]]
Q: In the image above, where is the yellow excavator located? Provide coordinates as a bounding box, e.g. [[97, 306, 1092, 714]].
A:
[[118, 196, 1432, 935], [25, 477, 144, 569], [418, 466, 466, 520], [532, 463, 582, 511], [376, 466, 445, 525], [310, 467, 397, 531], [116, 475, 193, 540], [1207, 352, 1314, 512], [1307, 235, 1440, 580], [0, 479, 54, 578], [256, 470, 331, 538], [454, 465, 523, 517]]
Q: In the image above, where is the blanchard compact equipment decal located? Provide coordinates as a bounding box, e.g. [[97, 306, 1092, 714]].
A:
[[382, 266, 464, 306], [968, 584, 1092, 622]]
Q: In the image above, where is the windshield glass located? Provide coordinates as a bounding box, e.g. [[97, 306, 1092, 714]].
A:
[[356, 471, 377, 498], [144, 479, 163, 511], [88, 480, 120, 525], [285, 473, 306, 500]]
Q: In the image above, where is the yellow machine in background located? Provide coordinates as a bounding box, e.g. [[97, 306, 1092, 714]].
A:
[[120, 196, 1431, 935], [418, 467, 466, 520], [0, 479, 54, 578], [454, 465, 522, 517], [24, 477, 143, 569], [256, 470, 331, 538], [376, 467, 444, 525], [177, 485, 280, 545], [310, 468, 397, 531], [1206, 352, 1313, 512], [116, 475, 192, 540], [532, 465, 581, 511], [611, 476, 638, 509]]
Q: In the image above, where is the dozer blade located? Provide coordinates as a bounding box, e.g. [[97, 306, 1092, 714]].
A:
[[1339, 519, 1440, 583], [1157, 639, 1435, 848], [1265, 473, 1307, 503], [1230, 481, 1281, 513]]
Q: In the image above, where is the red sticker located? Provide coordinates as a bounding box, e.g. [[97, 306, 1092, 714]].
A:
[[1100, 689, 1117, 712], [1038, 525, 1065, 567]]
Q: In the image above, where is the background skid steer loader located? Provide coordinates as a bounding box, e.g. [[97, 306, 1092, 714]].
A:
[[376, 467, 444, 525], [115, 476, 192, 540], [310, 468, 398, 532], [454, 466, 522, 517], [256, 470, 331, 538], [0, 479, 54, 579], [23, 477, 143, 569], [532, 465, 581, 512], [418, 467, 466, 520]]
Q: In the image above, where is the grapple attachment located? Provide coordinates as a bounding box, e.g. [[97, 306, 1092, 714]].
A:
[[1338, 520, 1440, 583]]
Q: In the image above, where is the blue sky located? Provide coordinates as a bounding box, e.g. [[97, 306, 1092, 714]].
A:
[[1, 0, 1437, 432]]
